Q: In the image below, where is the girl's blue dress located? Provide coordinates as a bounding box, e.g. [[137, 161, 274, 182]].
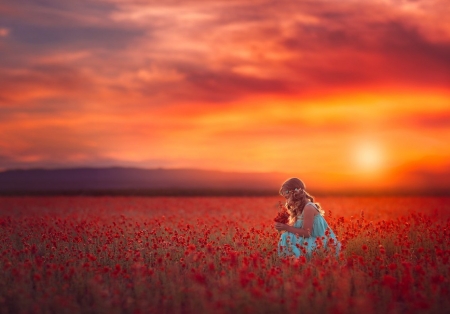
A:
[[278, 202, 341, 258]]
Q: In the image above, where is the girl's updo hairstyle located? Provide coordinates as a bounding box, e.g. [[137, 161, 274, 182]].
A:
[[279, 178, 324, 224]]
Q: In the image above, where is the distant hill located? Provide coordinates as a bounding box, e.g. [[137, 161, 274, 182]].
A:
[[0, 167, 289, 195]]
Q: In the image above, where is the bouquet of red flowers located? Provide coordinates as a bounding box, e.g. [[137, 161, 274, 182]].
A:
[[274, 202, 289, 224]]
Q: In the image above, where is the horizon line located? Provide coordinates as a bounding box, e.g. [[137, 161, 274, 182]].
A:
[[0, 165, 289, 175], [0, 188, 449, 197]]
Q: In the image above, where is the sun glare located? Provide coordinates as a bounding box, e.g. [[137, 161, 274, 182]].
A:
[[353, 141, 385, 173]]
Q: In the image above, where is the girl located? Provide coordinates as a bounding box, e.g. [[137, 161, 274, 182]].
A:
[[275, 178, 340, 258]]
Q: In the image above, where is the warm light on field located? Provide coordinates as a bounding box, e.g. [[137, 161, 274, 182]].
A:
[[0, 196, 449, 313]]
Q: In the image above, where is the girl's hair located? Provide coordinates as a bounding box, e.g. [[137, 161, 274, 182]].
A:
[[279, 178, 324, 224]]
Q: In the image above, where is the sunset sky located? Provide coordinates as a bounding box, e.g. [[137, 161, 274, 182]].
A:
[[1, 0, 449, 192]]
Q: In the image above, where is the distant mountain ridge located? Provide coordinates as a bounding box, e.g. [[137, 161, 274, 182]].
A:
[[0, 167, 288, 195]]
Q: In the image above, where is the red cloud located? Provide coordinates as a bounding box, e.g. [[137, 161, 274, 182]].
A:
[[0, 0, 449, 193]]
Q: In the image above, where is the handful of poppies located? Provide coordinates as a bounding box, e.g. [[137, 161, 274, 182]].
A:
[[273, 202, 289, 224]]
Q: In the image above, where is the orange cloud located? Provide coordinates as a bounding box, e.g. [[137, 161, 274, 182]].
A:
[[0, 0, 449, 192]]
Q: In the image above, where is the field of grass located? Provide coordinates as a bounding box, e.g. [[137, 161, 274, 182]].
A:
[[0, 196, 449, 313]]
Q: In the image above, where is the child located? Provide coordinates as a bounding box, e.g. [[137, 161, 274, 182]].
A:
[[274, 178, 340, 258]]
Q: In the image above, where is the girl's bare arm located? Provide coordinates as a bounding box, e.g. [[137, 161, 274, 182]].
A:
[[275, 204, 317, 237]]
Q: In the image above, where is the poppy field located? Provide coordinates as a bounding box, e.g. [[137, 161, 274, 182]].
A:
[[0, 196, 449, 314]]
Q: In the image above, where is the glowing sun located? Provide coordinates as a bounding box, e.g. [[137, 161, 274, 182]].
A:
[[353, 141, 385, 173]]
